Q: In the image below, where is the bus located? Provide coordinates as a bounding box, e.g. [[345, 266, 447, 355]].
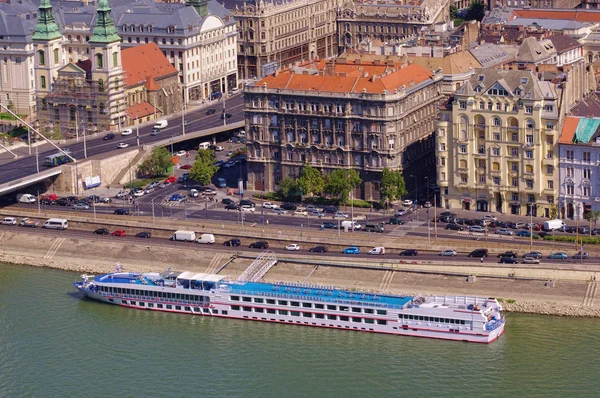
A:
[[44, 149, 73, 167]]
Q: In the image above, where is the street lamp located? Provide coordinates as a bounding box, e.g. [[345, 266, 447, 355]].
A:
[[528, 203, 534, 250]]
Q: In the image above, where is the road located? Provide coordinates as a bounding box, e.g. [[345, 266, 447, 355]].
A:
[[0, 95, 245, 186]]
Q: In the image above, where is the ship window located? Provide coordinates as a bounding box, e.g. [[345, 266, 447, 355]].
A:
[[302, 302, 311, 308], [327, 315, 337, 320], [254, 298, 264, 303], [131, 301, 137, 305], [108, 298, 114, 303], [231, 305, 240, 310], [327, 305, 336, 310], [222, 310, 228, 315], [340, 316, 349, 321], [166, 305, 172, 309], [203, 308, 210, 313], [278, 300, 288, 305], [230, 295, 240, 301], [450, 319, 455, 324], [291, 311, 300, 316], [352, 307, 361, 313], [267, 309, 276, 314], [243, 307, 252, 312], [376, 309, 387, 315], [185, 306, 191, 311], [278, 310, 288, 315], [192, 307, 199, 312], [139, 302, 145, 307], [364, 318, 375, 324], [314, 304, 324, 309], [364, 308, 374, 314], [148, 303, 153, 308], [290, 301, 300, 307], [213, 310, 219, 314], [122, 300, 128, 304], [434, 317, 440, 322], [303, 312, 312, 318], [377, 320, 387, 325], [157, 304, 163, 308], [315, 313, 325, 319], [352, 317, 362, 323], [461, 320, 466, 325], [242, 297, 252, 302], [409, 315, 414, 320], [339, 306, 348, 311], [255, 308, 264, 313], [175, 305, 181, 310], [266, 299, 276, 304]]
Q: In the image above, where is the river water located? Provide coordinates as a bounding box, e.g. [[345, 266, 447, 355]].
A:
[[1, 263, 598, 398]]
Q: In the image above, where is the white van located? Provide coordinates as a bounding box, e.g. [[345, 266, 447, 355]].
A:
[[237, 130, 246, 137], [170, 230, 196, 242], [17, 193, 36, 203], [154, 120, 168, 129], [0, 217, 17, 225], [196, 233, 215, 244], [543, 219, 566, 232], [198, 142, 211, 150], [341, 220, 361, 230], [42, 218, 68, 230], [368, 247, 385, 255]]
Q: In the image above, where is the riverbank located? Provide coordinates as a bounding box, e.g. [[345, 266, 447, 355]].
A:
[[0, 229, 598, 318]]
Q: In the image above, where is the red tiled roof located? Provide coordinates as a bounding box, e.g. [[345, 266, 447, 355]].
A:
[[126, 101, 157, 119], [513, 9, 600, 23], [559, 116, 580, 144], [145, 76, 161, 92], [121, 43, 178, 88]]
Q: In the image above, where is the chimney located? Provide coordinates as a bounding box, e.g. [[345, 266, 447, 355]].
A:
[[325, 60, 335, 76], [354, 59, 362, 65]]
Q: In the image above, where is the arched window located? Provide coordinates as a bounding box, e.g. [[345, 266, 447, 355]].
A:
[[96, 53, 103, 69], [525, 164, 533, 174], [112, 52, 118, 67], [526, 119, 535, 129], [460, 130, 467, 140], [493, 117, 501, 126], [98, 79, 104, 92], [38, 50, 45, 65], [54, 48, 59, 64], [40, 76, 46, 89]]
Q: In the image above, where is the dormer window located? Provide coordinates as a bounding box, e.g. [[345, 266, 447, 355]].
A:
[[478, 75, 484, 81], [167, 26, 175, 34], [520, 77, 528, 84], [122, 24, 127, 32]]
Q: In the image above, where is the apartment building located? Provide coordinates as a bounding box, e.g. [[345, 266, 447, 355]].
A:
[[436, 68, 561, 217], [243, 57, 443, 201]]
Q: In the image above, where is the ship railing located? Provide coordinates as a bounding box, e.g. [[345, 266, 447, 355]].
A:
[[103, 292, 208, 306], [429, 295, 488, 306]]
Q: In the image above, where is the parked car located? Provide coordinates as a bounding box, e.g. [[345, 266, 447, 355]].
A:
[[445, 223, 463, 231], [342, 246, 360, 255], [514, 222, 526, 229], [18, 218, 39, 228], [563, 226, 577, 233], [403, 199, 413, 206], [93, 228, 110, 235], [262, 202, 278, 209], [499, 257, 519, 264], [223, 239, 241, 247], [482, 215, 498, 221], [225, 203, 239, 210], [523, 251, 543, 259], [321, 221, 338, 229], [516, 230, 535, 238], [333, 212, 348, 219], [388, 218, 405, 225], [306, 205, 323, 213], [272, 208, 288, 215], [169, 194, 185, 202], [294, 208, 308, 216], [206, 108, 216, 115], [175, 150, 187, 157], [136, 231, 152, 239], [73, 203, 90, 210], [285, 244, 301, 251], [400, 249, 418, 256], [309, 246, 329, 253], [548, 252, 569, 260], [469, 225, 486, 233], [164, 176, 177, 184], [0, 217, 17, 225], [117, 143, 129, 149], [573, 252, 590, 260], [222, 198, 235, 205], [523, 257, 540, 264], [281, 203, 297, 211], [498, 251, 518, 258], [310, 210, 325, 217], [496, 228, 514, 236], [424, 201, 431, 208], [468, 249, 489, 258], [111, 229, 126, 237], [439, 249, 457, 256], [249, 241, 269, 249], [114, 208, 130, 215]]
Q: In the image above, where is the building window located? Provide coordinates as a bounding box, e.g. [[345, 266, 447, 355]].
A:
[[460, 175, 468, 183], [38, 50, 45, 65], [479, 175, 486, 183], [96, 53, 103, 69], [526, 135, 533, 144], [512, 193, 519, 201], [53, 48, 59, 64], [492, 148, 500, 156], [526, 179, 534, 189], [459, 145, 467, 154], [493, 132, 500, 141], [547, 180, 554, 190], [526, 151, 533, 159], [546, 165, 553, 175], [566, 167, 574, 177], [40, 76, 46, 89], [567, 185, 574, 195], [584, 169, 591, 179], [493, 177, 500, 185], [113, 52, 118, 67], [566, 150, 574, 160], [525, 105, 533, 114], [547, 196, 554, 204], [459, 101, 467, 109], [584, 152, 591, 162], [512, 177, 518, 187], [528, 194, 535, 203], [584, 186, 591, 197], [511, 163, 518, 172], [439, 143, 446, 151], [492, 117, 501, 126]]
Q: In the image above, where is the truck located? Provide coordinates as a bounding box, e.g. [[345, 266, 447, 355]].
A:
[[543, 219, 566, 232], [170, 230, 196, 242], [341, 220, 361, 230], [17, 193, 36, 203], [153, 120, 168, 129], [196, 233, 215, 244]]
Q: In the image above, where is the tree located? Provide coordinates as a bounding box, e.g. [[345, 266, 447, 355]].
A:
[[277, 177, 302, 201], [138, 146, 173, 176], [189, 149, 219, 185], [379, 168, 408, 207], [324, 169, 361, 203], [584, 210, 600, 236], [449, 4, 459, 19], [465, 1, 485, 22], [298, 164, 324, 197]]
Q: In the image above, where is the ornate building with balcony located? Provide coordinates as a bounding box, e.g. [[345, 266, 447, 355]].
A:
[[436, 68, 564, 217], [243, 57, 443, 200]]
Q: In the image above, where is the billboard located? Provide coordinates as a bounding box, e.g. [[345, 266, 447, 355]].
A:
[[84, 175, 101, 189], [262, 61, 279, 77]]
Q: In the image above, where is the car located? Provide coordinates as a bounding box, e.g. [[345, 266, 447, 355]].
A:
[[220, 113, 232, 119], [272, 208, 288, 215], [136, 231, 152, 238], [563, 226, 577, 233], [482, 215, 498, 221], [56, 198, 71, 206], [403, 199, 413, 206], [120, 129, 133, 136], [514, 222, 526, 229], [115, 190, 129, 199], [262, 202, 278, 209], [282, 203, 297, 211], [223, 239, 241, 247], [222, 198, 235, 205], [496, 228, 514, 236], [445, 223, 463, 231], [388, 218, 405, 225], [202, 188, 217, 196], [309, 246, 329, 253], [169, 194, 185, 202], [150, 128, 161, 136], [523, 256, 540, 264], [516, 230, 535, 237], [180, 164, 192, 170], [103, 133, 115, 140], [368, 247, 386, 255], [399, 249, 418, 256], [18, 218, 39, 228], [117, 143, 130, 149], [342, 246, 360, 255], [175, 150, 187, 157], [311, 210, 325, 217], [498, 251, 518, 258], [249, 241, 269, 249], [164, 176, 177, 184], [114, 208, 130, 215], [396, 208, 412, 217], [215, 146, 224, 151], [523, 251, 543, 259], [469, 225, 486, 233], [73, 203, 90, 210], [469, 249, 489, 258], [224, 161, 236, 168], [111, 229, 126, 237], [206, 108, 216, 115], [240, 200, 256, 208], [133, 190, 145, 197], [499, 257, 519, 264], [0, 217, 17, 225], [240, 205, 255, 212], [183, 120, 191, 127], [93, 228, 110, 235], [285, 244, 301, 251], [294, 209, 308, 216], [323, 206, 338, 214], [226, 150, 234, 156], [98, 197, 112, 204], [333, 212, 348, 219], [321, 221, 338, 229], [424, 201, 431, 208], [440, 249, 457, 256], [306, 205, 323, 213], [573, 252, 590, 259], [225, 203, 239, 210]]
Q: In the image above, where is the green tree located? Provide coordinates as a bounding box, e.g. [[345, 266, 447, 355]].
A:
[[277, 177, 302, 201], [324, 169, 361, 204], [584, 210, 600, 236], [298, 164, 324, 197], [189, 149, 219, 185], [379, 168, 408, 207], [465, 1, 485, 22], [449, 4, 459, 19], [138, 146, 173, 176]]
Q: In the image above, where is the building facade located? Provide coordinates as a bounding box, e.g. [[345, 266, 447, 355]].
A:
[[436, 68, 561, 217], [244, 58, 443, 200], [231, 0, 340, 80]]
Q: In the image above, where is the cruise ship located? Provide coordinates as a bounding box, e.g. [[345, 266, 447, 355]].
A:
[[74, 266, 505, 344]]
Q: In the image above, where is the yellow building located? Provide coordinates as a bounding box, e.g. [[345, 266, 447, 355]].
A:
[[436, 68, 561, 217]]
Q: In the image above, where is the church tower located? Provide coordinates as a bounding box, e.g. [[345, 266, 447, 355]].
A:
[[89, 0, 125, 130], [186, 0, 208, 17], [32, 0, 63, 107]]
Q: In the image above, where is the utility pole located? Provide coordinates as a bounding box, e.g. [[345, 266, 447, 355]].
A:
[[222, 94, 226, 126], [182, 97, 186, 136], [136, 113, 140, 147], [83, 123, 87, 158], [35, 144, 39, 174], [152, 198, 155, 223], [529, 203, 533, 251], [75, 111, 79, 142], [434, 194, 437, 239]]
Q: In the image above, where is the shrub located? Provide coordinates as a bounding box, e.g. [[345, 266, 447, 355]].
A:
[[507, 299, 516, 304], [497, 298, 504, 303], [253, 192, 281, 201], [348, 199, 372, 208]]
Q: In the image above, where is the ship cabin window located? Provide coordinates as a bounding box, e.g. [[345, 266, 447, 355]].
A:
[[364, 308, 374, 314], [242, 297, 252, 302], [290, 311, 300, 316], [254, 298, 264, 303], [147, 303, 153, 307], [315, 313, 325, 319], [327, 305, 336, 310], [302, 312, 312, 318], [314, 303, 324, 309], [202, 308, 209, 313], [278, 300, 288, 305], [231, 305, 240, 310], [213, 310, 219, 314], [352, 307, 361, 313], [193, 307, 200, 312], [108, 299, 114, 303], [302, 302, 311, 308], [243, 307, 252, 312], [377, 320, 387, 325], [364, 319, 375, 324], [222, 310, 228, 315], [122, 300, 128, 304], [339, 306, 348, 311], [339, 316, 349, 322], [267, 309, 276, 314], [327, 315, 336, 320], [376, 309, 387, 315], [175, 306, 181, 310], [352, 317, 362, 323], [166, 305, 172, 309], [290, 301, 300, 307], [139, 302, 145, 307], [185, 306, 191, 311], [230, 296, 240, 301], [278, 310, 288, 315], [157, 304, 163, 309], [255, 308, 264, 313], [266, 299, 276, 304]]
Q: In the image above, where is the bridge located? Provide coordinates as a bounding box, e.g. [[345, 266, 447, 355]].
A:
[[0, 167, 63, 196]]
